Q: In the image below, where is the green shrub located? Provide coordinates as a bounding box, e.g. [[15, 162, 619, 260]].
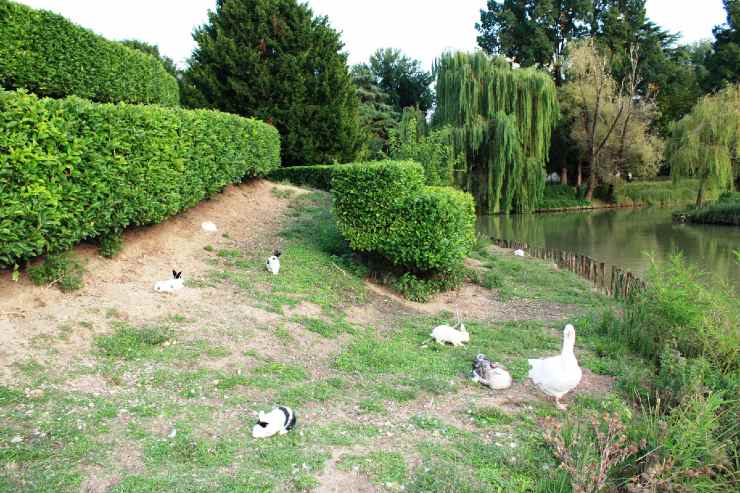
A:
[[27, 254, 85, 292], [98, 233, 124, 259], [0, 89, 280, 268], [678, 192, 740, 225], [613, 179, 719, 207], [269, 165, 337, 191], [538, 184, 591, 209], [594, 256, 739, 489], [332, 161, 475, 273], [0, 0, 179, 105]]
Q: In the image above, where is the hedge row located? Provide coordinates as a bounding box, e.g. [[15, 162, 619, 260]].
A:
[[0, 0, 179, 106], [0, 89, 280, 268], [331, 161, 476, 273], [269, 165, 336, 191]]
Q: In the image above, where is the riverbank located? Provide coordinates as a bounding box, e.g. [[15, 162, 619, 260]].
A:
[[1, 182, 736, 492], [674, 192, 740, 226]]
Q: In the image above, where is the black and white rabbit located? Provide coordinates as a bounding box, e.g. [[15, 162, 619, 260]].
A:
[[154, 270, 184, 293], [252, 405, 296, 438], [266, 250, 282, 275]]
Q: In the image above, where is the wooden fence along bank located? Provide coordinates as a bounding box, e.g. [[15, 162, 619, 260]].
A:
[[490, 237, 646, 300]]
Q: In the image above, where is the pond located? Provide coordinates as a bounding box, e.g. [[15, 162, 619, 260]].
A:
[[477, 207, 740, 293]]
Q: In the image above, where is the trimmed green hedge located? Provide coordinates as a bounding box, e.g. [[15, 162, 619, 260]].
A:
[[331, 161, 476, 273], [0, 89, 280, 268], [0, 0, 179, 106], [269, 165, 336, 191]]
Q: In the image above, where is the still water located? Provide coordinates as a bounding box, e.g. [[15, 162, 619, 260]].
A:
[[477, 207, 740, 293]]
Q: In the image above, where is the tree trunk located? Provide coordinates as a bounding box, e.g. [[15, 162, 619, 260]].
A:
[[696, 176, 707, 207], [561, 167, 568, 186], [576, 163, 582, 187], [585, 154, 597, 200]]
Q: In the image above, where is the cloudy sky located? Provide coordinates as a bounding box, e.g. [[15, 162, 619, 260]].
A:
[[17, 0, 729, 69]]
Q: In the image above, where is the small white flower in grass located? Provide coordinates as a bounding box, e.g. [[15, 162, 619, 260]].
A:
[[10, 436, 23, 444], [168, 428, 177, 439]]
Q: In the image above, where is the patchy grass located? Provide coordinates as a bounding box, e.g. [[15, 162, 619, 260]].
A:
[[2, 186, 707, 492]]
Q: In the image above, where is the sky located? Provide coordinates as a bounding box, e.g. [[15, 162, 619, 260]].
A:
[[17, 0, 729, 70]]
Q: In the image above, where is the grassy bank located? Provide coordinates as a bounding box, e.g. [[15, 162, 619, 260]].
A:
[[613, 179, 719, 207], [677, 192, 740, 226], [1, 186, 736, 492]]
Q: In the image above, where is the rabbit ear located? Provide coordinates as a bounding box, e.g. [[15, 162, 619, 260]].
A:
[[176, 271, 182, 279], [172, 270, 177, 279], [274, 250, 282, 257]]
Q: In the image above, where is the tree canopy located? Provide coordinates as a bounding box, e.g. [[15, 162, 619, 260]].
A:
[[668, 84, 740, 206], [433, 52, 559, 213], [706, 0, 740, 90], [355, 48, 434, 114], [351, 64, 399, 160], [184, 0, 361, 165]]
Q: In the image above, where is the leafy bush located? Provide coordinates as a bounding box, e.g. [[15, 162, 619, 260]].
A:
[[98, 233, 124, 259], [592, 256, 739, 490], [613, 179, 719, 207], [389, 107, 462, 186], [538, 184, 591, 209], [0, 0, 179, 105], [269, 165, 337, 191], [679, 191, 740, 225], [27, 254, 85, 292], [0, 89, 280, 268], [332, 161, 475, 273]]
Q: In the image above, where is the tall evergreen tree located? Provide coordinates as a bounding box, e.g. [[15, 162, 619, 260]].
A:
[[351, 64, 399, 159], [706, 0, 740, 90], [184, 0, 361, 165]]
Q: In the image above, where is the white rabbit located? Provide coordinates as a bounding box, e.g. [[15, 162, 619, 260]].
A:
[[252, 406, 296, 439], [154, 270, 183, 293], [430, 314, 469, 346], [266, 250, 281, 275], [513, 249, 525, 257], [201, 221, 218, 232]]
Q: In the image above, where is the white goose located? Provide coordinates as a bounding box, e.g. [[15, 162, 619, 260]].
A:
[[528, 324, 582, 409]]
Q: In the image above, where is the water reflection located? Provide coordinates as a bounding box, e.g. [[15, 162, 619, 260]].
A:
[[477, 207, 740, 293]]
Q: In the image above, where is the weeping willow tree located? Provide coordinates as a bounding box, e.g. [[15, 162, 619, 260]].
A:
[[668, 84, 740, 206], [432, 52, 559, 213]]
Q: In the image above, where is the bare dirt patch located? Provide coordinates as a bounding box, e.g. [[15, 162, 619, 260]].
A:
[[0, 180, 300, 384], [363, 280, 578, 322]]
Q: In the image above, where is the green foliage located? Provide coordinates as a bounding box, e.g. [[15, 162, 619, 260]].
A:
[[332, 161, 476, 274], [120, 39, 178, 77], [366, 48, 434, 113], [611, 255, 738, 372], [679, 192, 740, 225], [539, 184, 591, 209], [0, 89, 280, 269], [392, 270, 466, 303], [98, 233, 123, 259], [432, 52, 559, 213], [27, 254, 85, 292], [613, 179, 718, 207], [351, 64, 400, 160], [668, 84, 740, 205], [0, 0, 179, 106], [706, 0, 740, 90], [389, 107, 463, 186], [269, 165, 336, 191], [185, 0, 361, 165]]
